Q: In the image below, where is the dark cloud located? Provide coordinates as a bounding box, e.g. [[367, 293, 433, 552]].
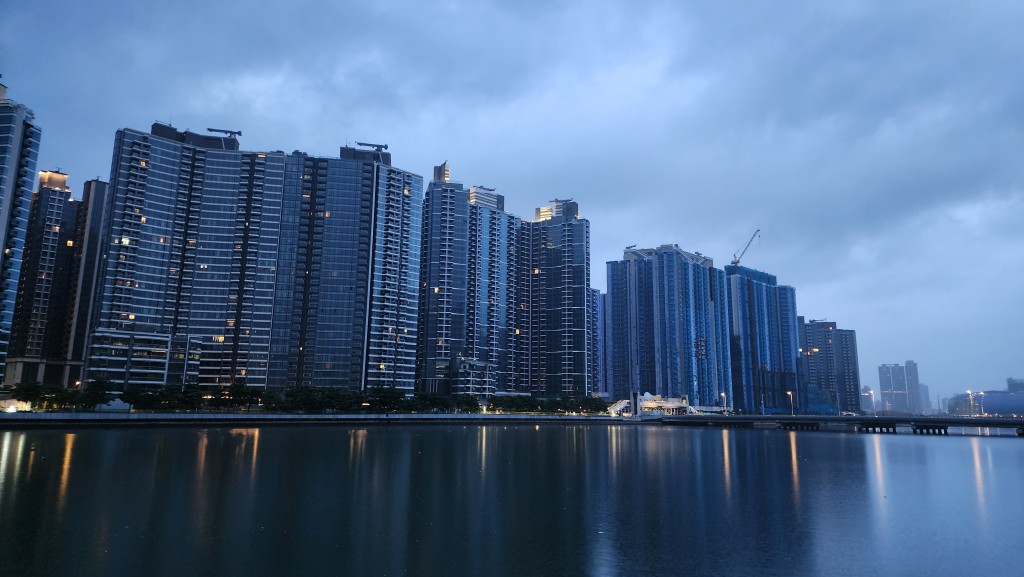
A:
[[3, 0, 1022, 398]]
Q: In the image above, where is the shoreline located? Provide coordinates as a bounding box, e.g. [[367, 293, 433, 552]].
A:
[[0, 411, 642, 429], [2, 411, 1022, 438]]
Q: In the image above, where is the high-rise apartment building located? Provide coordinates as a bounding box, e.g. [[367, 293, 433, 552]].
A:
[[464, 185, 523, 394], [417, 162, 470, 393], [606, 245, 731, 407], [525, 200, 591, 396], [1008, 378, 1024, 394], [416, 163, 524, 396], [6, 171, 79, 384], [797, 317, 861, 414], [878, 361, 924, 413], [88, 124, 283, 388], [725, 265, 799, 414], [606, 248, 656, 401], [588, 287, 604, 397], [0, 83, 41, 380], [267, 146, 422, 391], [65, 179, 109, 385], [88, 125, 424, 392]]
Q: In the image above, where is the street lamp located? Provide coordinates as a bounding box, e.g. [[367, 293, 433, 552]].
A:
[[720, 392, 727, 415], [787, 391, 794, 416], [978, 392, 986, 416], [967, 390, 975, 416]]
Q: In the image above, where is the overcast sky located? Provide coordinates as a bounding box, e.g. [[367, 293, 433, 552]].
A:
[[3, 0, 1022, 400]]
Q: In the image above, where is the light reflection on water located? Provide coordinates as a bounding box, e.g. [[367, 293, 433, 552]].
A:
[[0, 426, 1021, 577]]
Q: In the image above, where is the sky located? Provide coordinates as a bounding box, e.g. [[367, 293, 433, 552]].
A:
[[2, 0, 1022, 400]]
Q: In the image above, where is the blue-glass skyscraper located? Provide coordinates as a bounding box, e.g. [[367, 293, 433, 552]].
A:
[[725, 265, 799, 414], [88, 124, 284, 388], [606, 248, 656, 401], [0, 83, 41, 381], [268, 146, 422, 391], [607, 245, 731, 407]]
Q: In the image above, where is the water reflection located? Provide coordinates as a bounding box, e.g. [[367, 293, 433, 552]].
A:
[[57, 433, 76, 515], [0, 426, 1021, 576]]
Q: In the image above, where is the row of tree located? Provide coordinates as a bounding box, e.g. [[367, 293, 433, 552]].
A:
[[4, 380, 610, 415]]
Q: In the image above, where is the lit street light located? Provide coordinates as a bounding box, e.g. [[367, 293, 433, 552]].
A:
[[787, 391, 794, 416]]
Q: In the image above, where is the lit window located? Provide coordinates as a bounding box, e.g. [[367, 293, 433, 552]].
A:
[[66, 240, 74, 247], [53, 225, 60, 232]]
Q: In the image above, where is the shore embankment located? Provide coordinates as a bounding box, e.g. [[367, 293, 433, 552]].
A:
[[0, 411, 642, 429]]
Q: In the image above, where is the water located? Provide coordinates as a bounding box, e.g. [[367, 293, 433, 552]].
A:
[[1, 425, 1021, 576]]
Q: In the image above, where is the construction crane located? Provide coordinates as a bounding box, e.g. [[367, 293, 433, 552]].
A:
[[207, 128, 242, 138], [731, 229, 760, 266], [355, 142, 388, 151]]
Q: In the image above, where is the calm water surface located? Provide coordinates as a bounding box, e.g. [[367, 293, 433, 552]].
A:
[[0, 425, 1021, 576]]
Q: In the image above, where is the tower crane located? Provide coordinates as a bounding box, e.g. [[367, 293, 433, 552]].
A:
[[355, 142, 388, 152], [731, 229, 760, 266], [207, 128, 242, 138]]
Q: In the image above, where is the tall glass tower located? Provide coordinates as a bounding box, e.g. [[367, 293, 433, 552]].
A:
[[0, 83, 41, 381], [268, 146, 422, 391], [607, 245, 731, 407], [88, 124, 284, 389], [725, 265, 799, 414]]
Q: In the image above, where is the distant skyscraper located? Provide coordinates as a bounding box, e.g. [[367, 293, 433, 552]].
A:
[[6, 171, 79, 384], [1008, 377, 1024, 394], [88, 124, 284, 388], [525, 199, 591, 396], [269, 146, 423, 391], [607, 245, 731, 407], [878, 363, 909, 412], [797, 317, 861, 414], [725, 265, 799, 414], [0, 83, 41, 380]]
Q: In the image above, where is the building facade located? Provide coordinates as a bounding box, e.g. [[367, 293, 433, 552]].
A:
[[525, 200, 591, 397], [0, 84, 41, 380], [88, 124, 283, 389], [267, 147, 423, 391], [797, 317, 861, 414], [6, 171, 79, 384], [606, 245, 731, 407], [725, 265, 799, 414], [416, 163, 526, 396]]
